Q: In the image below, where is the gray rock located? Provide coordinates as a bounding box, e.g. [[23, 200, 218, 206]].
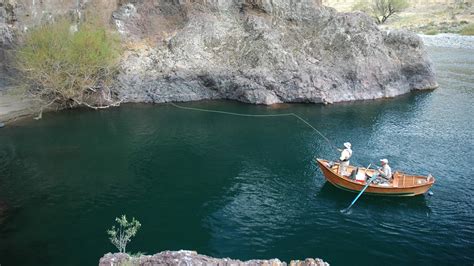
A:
[[99, 250, 330, 266], [114, 1, 438, 105]]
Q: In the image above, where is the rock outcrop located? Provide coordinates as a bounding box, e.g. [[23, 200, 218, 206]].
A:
[[99, 250, 329, 266], [114, 0, 437, 104], [1, 0, 437, 105]]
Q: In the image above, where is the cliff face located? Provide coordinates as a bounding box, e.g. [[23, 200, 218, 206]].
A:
[[114, 0, 437, 104], [0, 0, 437, 104]]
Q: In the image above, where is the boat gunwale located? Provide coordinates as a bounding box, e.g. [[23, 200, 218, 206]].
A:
[[329, 181, 416, 196]]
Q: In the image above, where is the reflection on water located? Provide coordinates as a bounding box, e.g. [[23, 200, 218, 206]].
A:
[[0, 47, 473, 265]]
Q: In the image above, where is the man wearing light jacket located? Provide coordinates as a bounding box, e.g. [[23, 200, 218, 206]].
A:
[[378, 158, 392, 180], [338, 142, 352, 176]]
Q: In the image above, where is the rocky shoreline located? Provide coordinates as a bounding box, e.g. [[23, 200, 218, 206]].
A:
[[99, 250, 329, 266]]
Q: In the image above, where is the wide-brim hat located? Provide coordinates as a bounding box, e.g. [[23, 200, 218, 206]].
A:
[[380, 158, 388, 164], [344, 142, 351, 149]]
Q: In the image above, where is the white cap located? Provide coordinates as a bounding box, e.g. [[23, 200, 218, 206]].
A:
[[344, 142, 351, 149], [380, 158, 388, 164]]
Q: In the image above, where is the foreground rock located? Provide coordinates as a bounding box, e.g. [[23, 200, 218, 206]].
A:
[[99, 250, 329, 266], [115, 0, 438, 105]]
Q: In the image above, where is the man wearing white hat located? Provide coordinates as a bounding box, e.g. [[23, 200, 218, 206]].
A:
[[338, 142, 352, 176], [378, 159, 392, 180]]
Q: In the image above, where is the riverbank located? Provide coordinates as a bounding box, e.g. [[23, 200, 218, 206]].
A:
[[99, 251, 329, 266], [323, 0, 474, 36], [1, 31, 471, 126]]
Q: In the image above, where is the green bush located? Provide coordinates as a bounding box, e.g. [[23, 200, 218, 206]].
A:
[[459, 23, 474, 36], [15, 18, 122, 117], [107, 215, 141, 253]]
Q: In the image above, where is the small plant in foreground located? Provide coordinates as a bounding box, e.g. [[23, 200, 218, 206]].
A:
[[107, 215, 141, 253]]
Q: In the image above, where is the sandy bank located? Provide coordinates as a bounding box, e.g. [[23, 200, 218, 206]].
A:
[[0, 93, 38, 125]]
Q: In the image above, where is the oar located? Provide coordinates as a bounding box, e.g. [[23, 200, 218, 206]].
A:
[[341, 165, 375, 213]]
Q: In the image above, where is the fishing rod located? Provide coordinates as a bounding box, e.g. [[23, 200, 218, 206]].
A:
[[169, 102, 380, 176], [169, 102, 340, 152]]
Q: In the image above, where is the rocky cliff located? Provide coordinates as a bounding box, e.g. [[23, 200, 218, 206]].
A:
[[99, 250, 329, 266], [0, 0, 437, 104]]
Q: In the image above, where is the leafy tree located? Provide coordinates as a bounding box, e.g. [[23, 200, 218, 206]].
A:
[[352, 0, 409, 24], [107, 215, 141, 253]]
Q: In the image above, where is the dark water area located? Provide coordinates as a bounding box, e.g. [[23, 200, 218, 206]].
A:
[[0, 47, 473, 265]]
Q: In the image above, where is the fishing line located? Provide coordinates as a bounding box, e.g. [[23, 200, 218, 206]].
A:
[[169, 102, 339, 151]]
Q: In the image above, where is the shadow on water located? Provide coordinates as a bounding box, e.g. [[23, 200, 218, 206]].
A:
[[317, 182, 432, 213]]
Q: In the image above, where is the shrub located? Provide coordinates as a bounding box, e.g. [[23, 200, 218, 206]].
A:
[[459, 23, 474, 36], [107, 215, 141, 253], [352, 0, 410, 24], [15, 18, 122, 118]]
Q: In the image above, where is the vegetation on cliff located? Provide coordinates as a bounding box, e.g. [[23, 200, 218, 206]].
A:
[[14, 18, 122, 119]]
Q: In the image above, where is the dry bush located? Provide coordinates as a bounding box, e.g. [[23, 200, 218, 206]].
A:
[[15, 18, 122, 119], [460, 23, 474, 35]]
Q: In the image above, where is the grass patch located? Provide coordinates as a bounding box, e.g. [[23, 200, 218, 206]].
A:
[[459, 23, 474, 36], [424, 29, 439, 35]]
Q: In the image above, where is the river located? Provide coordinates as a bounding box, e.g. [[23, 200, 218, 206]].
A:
[[0, 46, 473, 265]]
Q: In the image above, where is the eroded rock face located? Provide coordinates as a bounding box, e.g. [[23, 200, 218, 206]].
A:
[[99, 250, 329, 266], [114, 0, 438, 104], [1, 0, 437, 104]]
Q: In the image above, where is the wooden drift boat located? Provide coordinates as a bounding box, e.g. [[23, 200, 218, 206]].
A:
[[316, 158, 435, 197]]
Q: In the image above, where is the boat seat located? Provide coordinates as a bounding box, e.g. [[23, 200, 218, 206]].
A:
[[392, 172, 405, 188]]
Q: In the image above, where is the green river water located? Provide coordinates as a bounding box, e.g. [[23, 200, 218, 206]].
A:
[[0, 47, 473, 265]]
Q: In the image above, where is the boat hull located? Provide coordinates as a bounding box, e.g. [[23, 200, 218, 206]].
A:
[[316, 159, 435, 197]]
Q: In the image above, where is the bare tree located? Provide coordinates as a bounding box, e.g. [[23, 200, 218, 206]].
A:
[[353, 0, 410, 24]]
